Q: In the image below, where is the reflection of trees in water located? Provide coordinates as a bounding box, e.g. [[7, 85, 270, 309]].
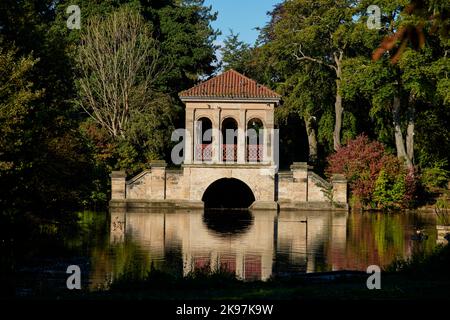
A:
[[311, 243, 328, 272], [202, 210, 254, 237], [344, 212, 437, 270], [161, 244, 183, 277], [91, 241, 154, 289]]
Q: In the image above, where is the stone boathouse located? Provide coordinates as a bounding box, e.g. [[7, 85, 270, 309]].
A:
[[110, 70, 348, 211]]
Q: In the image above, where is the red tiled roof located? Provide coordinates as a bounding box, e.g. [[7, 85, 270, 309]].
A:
[[179, 69, 281, 100]]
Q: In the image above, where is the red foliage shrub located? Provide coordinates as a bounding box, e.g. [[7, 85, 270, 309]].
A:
[[326, 134, 404, 208]]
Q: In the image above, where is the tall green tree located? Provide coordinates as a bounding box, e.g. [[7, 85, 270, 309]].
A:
[[0, 1, 98, 215], [76, 6, 175, 171], [248, 0, 361, 164], [0, 0, 219, 214], [53, 0, 219, 102], [76, 6, 166, 139], [220, 31, 253, 73], [268, 0, 357, 151], [55, 0, 219, 167], [341, 0, 450, 169], [0, 48, 41, 175]]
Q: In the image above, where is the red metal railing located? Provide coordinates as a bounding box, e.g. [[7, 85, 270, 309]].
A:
[[247, 145, 263, 162], [195, 144, 263, 162], [195, 144, 212, 161], [222, 144, 237, 162]]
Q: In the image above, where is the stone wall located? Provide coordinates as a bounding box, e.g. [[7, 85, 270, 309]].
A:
[[276, 163, 347, 210], [183, 164, 276, 202], [166, 170, 186, 200], [111, 161, 348, 211], [307, 172, 331, 202], [126, 171, 152, 199]]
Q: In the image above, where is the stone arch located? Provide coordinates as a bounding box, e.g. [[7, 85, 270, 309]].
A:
[[246, 110, 269, 128], [247, 117, 266, 129], [202, 178, 256, 209], [220, 110, 241, 127], [189, 169, 267, 204], [221, 117, 238, 162], [247, 118, 264, 162], [195, 117, 213, 161], [195, 117, 213, 144], [195, 114, 213, 123], [247, 117, 264, 143]]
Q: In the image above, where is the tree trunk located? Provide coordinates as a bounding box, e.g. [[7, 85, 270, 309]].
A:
[[406, 94, 415, 166], [393, 96, 413, 168], [334, 78, 343, 151], [333, 52, 344, 151], [293, 48, 344, 151], [305, 116, 318, 163]]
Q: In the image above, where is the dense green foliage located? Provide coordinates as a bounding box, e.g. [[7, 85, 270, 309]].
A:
[[0, 0, 218, 219], [223, 0, 449, 204], [0, 0, 449, 218]]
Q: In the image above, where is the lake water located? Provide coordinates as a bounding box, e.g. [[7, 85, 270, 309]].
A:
[[5, 209, 449, 295]]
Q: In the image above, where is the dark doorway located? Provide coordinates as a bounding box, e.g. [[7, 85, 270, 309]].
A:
[[202, 178, 255, 209]]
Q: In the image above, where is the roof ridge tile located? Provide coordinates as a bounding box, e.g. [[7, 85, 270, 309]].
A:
[[179, 69, 281, 99]]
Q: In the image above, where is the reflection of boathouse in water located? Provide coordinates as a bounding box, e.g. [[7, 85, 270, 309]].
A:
[[110, 69, 348, 211], [98, 208, 445, 286], [110, 210, 348, 281]]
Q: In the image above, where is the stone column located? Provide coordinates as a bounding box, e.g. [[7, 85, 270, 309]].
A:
[[237, 109, 246, 164], [212, 107, 221, 163], [184, 107, 194, 164], [110, 171, 126, 200], [265, 109, 275, 164], [290, 162, 308, 202], [332, 174, 347, 204], [150, 161, 167, 200]]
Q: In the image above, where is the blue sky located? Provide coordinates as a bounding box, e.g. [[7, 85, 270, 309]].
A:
[[204, 0, 281, 46]]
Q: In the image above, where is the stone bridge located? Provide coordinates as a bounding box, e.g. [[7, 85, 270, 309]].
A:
[[110, 161, 348, 211]]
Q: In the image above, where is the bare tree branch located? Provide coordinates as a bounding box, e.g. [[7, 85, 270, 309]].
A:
[[76, 7, 166, 139], [293, 45, 337, 72]]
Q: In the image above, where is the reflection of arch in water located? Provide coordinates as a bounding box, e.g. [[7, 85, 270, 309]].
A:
[[203, 209, 254, 237], [202, 178, 256, 209]]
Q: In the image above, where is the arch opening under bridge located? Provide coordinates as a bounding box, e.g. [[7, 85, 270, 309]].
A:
[[202, 178, 255, 209]]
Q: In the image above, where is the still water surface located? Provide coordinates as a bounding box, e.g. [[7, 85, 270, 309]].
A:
[[9, 209, 448, 294]]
